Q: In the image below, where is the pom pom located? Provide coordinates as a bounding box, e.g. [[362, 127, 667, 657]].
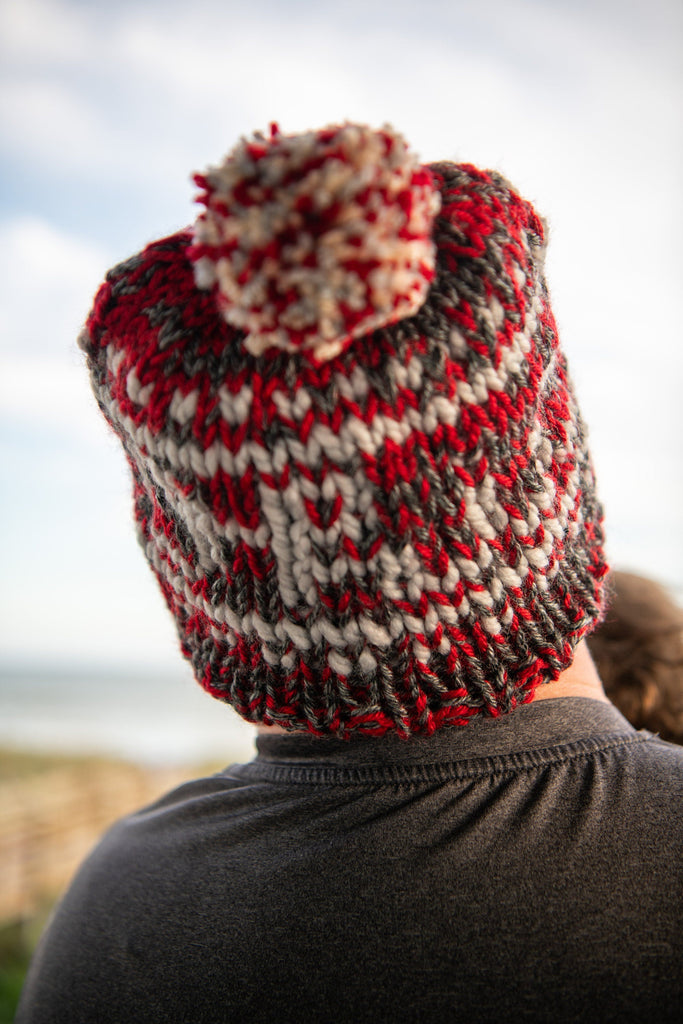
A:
[[189, 123, 441, 361]]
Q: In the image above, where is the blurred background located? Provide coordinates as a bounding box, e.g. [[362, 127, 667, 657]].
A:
[[0, 0, 681, 1012]]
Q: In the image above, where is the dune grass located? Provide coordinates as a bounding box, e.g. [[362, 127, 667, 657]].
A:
[[0, 746, 223, 1021]]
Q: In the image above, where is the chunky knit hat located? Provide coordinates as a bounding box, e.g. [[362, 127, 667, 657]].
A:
[[80, 122, 608, 737]]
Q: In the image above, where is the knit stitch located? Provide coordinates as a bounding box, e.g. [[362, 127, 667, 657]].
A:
[[79, 126, 608, 737]]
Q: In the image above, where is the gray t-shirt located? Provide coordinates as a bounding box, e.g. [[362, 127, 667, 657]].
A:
[[17, 698, 683, 1023]]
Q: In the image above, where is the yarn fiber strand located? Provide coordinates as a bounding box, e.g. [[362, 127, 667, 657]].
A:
[[79, 127, 607, 737]]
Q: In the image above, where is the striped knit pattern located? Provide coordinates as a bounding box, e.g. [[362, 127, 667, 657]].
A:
[[79, 149, 608, 737]]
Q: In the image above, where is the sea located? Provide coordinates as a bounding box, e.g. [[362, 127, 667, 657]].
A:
[[0, 664, 257, 767]]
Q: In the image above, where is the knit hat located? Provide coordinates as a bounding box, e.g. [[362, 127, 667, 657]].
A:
[[79, 122, 608, 737]]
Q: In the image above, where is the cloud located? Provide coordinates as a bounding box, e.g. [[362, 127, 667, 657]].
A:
[[2, 0, 680, 190], [0, 0, 90, 65], [2, 0, 680, 260], [0, 216, 111, 356], [0, 358, 108, 441], [0, 217, 114, 444]]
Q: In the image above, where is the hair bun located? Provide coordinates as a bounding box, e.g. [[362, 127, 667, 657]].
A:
[[189, 122, 441, 361]]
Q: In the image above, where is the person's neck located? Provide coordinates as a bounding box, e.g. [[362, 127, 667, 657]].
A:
[[530, 638, 608, 704]]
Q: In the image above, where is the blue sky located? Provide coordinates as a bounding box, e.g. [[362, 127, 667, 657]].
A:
[[1, 0, 681, 671]]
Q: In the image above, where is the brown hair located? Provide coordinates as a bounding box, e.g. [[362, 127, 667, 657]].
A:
[[588, 571, 683, 744]]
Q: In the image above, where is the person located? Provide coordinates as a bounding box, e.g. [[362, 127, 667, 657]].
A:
[[588, 570, 683, 744], [17, 123, 682, 1023]]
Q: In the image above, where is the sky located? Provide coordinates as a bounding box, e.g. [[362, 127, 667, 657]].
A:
[[1, 0, 682, 673]]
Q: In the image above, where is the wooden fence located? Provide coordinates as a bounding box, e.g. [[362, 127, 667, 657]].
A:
[[0, 761, 192, 923]]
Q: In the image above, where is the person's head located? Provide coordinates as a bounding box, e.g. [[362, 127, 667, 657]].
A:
[[80, 122, 608, 737], [588, 571, 683, 743]]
